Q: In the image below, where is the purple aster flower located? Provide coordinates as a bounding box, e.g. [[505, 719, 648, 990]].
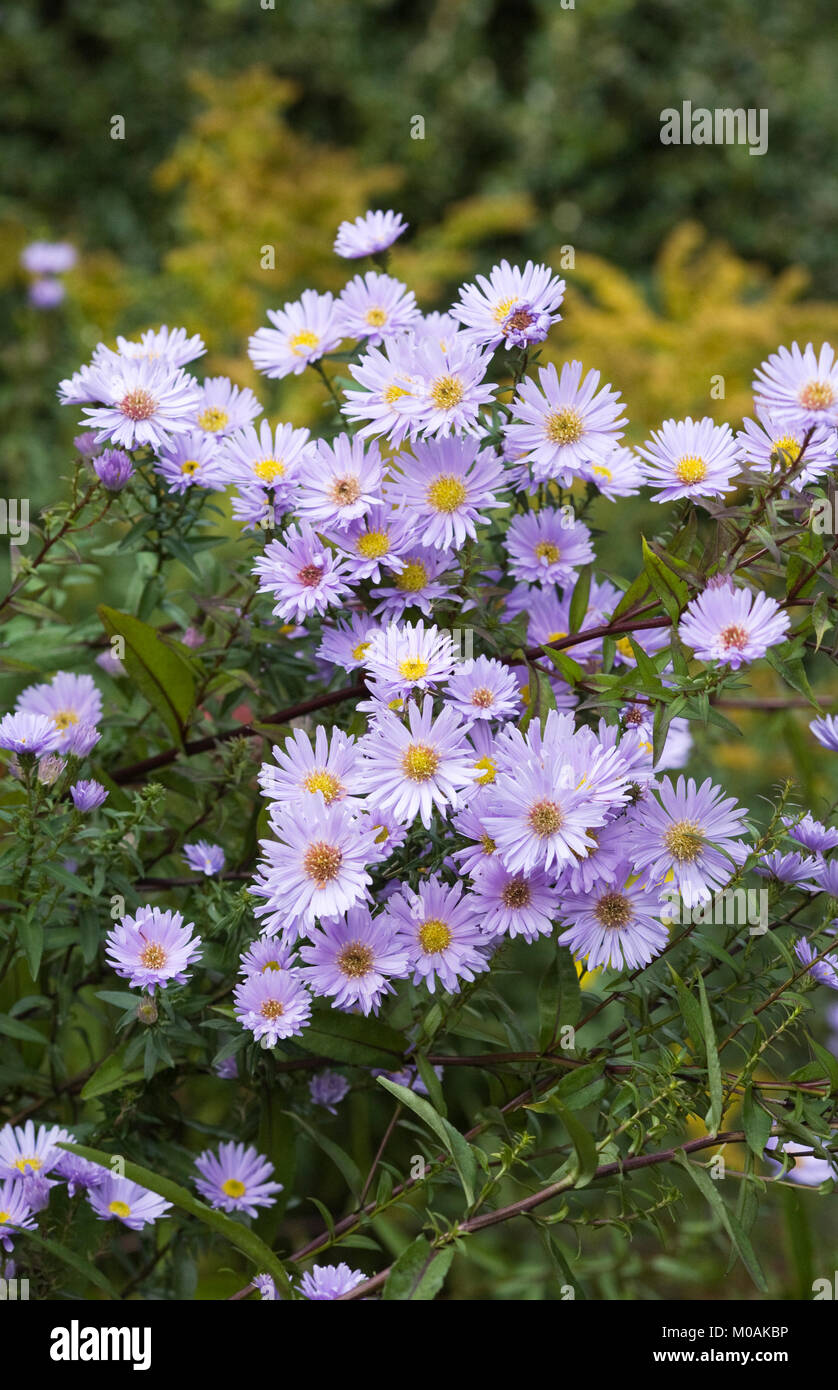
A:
[[250, 796, 379, 938], [191, 376, 262, 438], [95, 648, 126, 678], [482, 757, 605, 876], [182, 626, 205, 648], [238, 936, 298, 977], [93, 447, 135, 491], [370, 545, 454, 620], [299, 906, 409, 1015], [317, 613, 381, 672], [812, 859, 838, 897], [21, 241, 77, 275], [334, 209, 408, 259], [194, 1142, 282, 1217], [28, 277, 65, 308], [503, 360, 627, 485], [384, 437, 506, 550], [408, 335, 497, 439], [736, 408, 836, 490], [11, 1171, 53, 1213], [0, 1181, 37, 1253], [678, 581, 790, 669], [638, 416, 741, 502], [216, 419, 312, 500], [183, 840, 225, 876], [15, 671, 101, 753], [104, 906, 202, 993], [756, 851, 823, 888], [504, 509, 594, 586], [154, 430, 220, 494], [625, 776, 749, 908], [363, 620, 457, 700], [810, 715, 838, 753], [0, 1121, 74, 1179], [55, 1153, 108, 1197], [35, 752, 65, 787], [233, 968, 312, 1044], [63, 722, 101, 758], [88, 1176, 171, 1230], [258, 725, 364, 810], [296, 433, 383, 530], [114, 325, 205, 368], [795, 936, 838, 990], [381, 874, 489, 994], [341, 334, 427, 446], [70, 779, 108, 812], [783, 814, 838, 854], [0, 711, 61, 757], [252, 521, 353, 623], [577, 443, 646, 498], [74, 431, 102, 457], [444, 656, 522, 723], [469, 859, 556, 941], [335, 271, 419, 344], [359, 696, 477, 829], [309, 1070, 350, 1114], [79, 355, 202, 450], [753, 342, 838, 430], [452, 259, 565, 350], [299, 1262, 365, 1299], [558, 866, 670, 970], [451, 795, 502, 875], [328, 503, 411, 582], [214, 1057, 239, 1080], [249, 290, 342, 378]]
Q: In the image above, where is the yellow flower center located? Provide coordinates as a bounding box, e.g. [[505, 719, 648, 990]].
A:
[[492, 295, 518, 322], [534, 541, 561, 564], [590, 463, 612, 479], [528, 798, 564, 836], [474, 755, 497, 785], [674, 455, 707, 485], [197, 406, 229, 432], [418, 918, 452, 953], [430, 375, 465, 410], [0, 1211, 9, 1224], [594, 891, 632, 930], [261, 960, 282, 973], [352, 640, 371, 661], [14, 1156, 42, 1173], [546, 630, 567, 643], [260, 999, 285, 1020], [799, 379, 835, 411], [546, 407, 584, 446], [663, 819, 704, 862], [615, 636, 635, 659], [253, 457, 285, 483], [402, 742, 439, 781], [364, 307, 388, 328], [119, 389, 156, 421], [337, 942, 374, 978], [303, 841, 343, 886], [373, 824, 390, 844], [357, 530, 390, 558], [427, 475, 467, 513], [222, 1178, 247, 1198], [398, 656, 429, 680], [53, 709, 79, 731], [180, 459, 200, 475], [480, 833, 496, 854], [139, 942, 167, 969], [396, 561, 429, 592], [303, 769, 343, 803], [108, 1200, 132, 1218], [384, 383, 410, 404], [289, 330, 320, 356]]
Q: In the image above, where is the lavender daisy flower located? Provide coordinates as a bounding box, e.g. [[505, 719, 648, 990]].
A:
[[0, 1182, 37, 1253], [410, 336, 497, 439], [578, 443, 646, 498], [251, 797, 379, 938], [504, 360, 627, 485], [783, 814, 838, 854], [154, 430, 220, 494], [114, 325, 206, 368], [214, 1057, 239, 1080], [299, 906, 409, 1014], [382, 875, 488, 994], [363, 620, 457, 700], [452, 259, 565, 350], [90, 447, 134, 492], [233, 968, 313, 1043], [238, 936, 298, 977], [444, 656, 522, 723], [328, 503, 411, 582], [296, 433, 383, 530], [249, 290, 342, 378], [810, 715, 838, 753], [21, 241, 77, 275], [183, 840, 226, 876], [385, 437, 506, 550], [752, 342, 838, 429], [359, 696, 477, 829], [335, 271, 419, 345], [192, 376, 262, 438], [310, 1071, 350, 1114], [0, 712, 61, 757], [317, 613, 381, 671], [258, 725, 364, 810], [342, 334, 426, 446], [194, 1143, 283, 1217], [74, 431, 102, 458], [88, 1176, 171, 1230], [483, 759, 604, 875], [216, 419, 312, 500], [736, 408, 836, 490], [80, 355, 202, 450], [299, 1262, 365, 1299], [370, 545, 454, 620], [55, 1153, 107, 1197], [29, 276, 66, 308], [504, 509, 595, 586], [16, 671, 101, 752], [70, 780, 108, 812], [95, 648, 126, 678], [104, 906, 202, 994], [756, 851, 823, 888], [63, 722, 101, 758], [626, 776, 749, 908], [0, 1121, 74, 1179], [469, 859, 556, 941], [557, 867, 669, 970], [252, 521, 353, 623], [638, 417, 741, 502], [794, 937, 838, 990], [678, 581, 790, 669], [451, 795, 500, 875], [334, 209, 408, 259]]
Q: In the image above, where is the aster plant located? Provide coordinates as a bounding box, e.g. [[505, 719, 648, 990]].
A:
[[1, 212, 838, 1305]]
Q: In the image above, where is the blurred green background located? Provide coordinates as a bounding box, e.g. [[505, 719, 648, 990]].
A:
[[2, 0, 838, 1302]]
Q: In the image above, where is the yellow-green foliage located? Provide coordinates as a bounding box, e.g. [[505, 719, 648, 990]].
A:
[[550, 223, 838, 437]]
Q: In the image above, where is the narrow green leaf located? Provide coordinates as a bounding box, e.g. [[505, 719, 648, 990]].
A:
[[676, 1152, 768, 1291], [697, 974, 723, 1134], [98, 605, 197, 746], [382, 1236, 453, 1300], [377, 1077, 478, 1205]]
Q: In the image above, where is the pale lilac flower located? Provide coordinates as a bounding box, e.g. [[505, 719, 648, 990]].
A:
[[0, 1181, 37, 1252], [233, 968, 313, 1043], [638, 417, 741, 502], [183, 840, 226, 876], [63, 722, 101, 757], [54, 1154, 107, 1197], [382, 875, 489, 994], [79, 355, 202, 450], [252, 521, 353, 622], [363, 620, 457, 700], [296, 434, 383, 530], [15, 672, 101, 753], [299, 906, 409, 1015], [193, 376, 262, 437], [93, 447, 135, 491], [810, 715, 838, 753], [504, 509, 594, 586], [70, 780, 108, 812], [335, 271, 419, 344], [558, 866, 670, 970], [113, 325, 205, 368], [483, 758, 605, 875], [216, 419, 312, 499], [370, 545, 454, 619], [736, 408, 835, 490], [21, 241, 76, 275], [249, 290, 342, 378], [328, 503, 411, 582], [409, 336, 497, 439], [0, 1121, 74, 1179], [28, 276, 65, 308], [452, 260, 565, 349], [334, 209, 408, 260], [444, 656, 522, 723], [469, 860, 556, 941], [756, 850, 822, 889], [794, 937, 838, 990], [359, 697, 477, 829], [299, 1262, 366, 1299], [0, 712, 61, 757], [194, 1143, 282, 1217], [254, 1273, 278, 1300], [88, 1176, 171, 1230], [679, 582, 790, 669], [504, 360, 627, 484], [577, 443, 645, 498], [626, 776, 749, 908], [154, 430, 220, 494], [258, 725, 364, 810], [384, 437, 506, 550], [238, 937, 298, 977], [764, 1136, 836, 1186], [104, 906, 202, 993], [317, 613, 382, 671], [783, 814, 838, 854], [753, 342, 838, 430], [309, 1071, 350, 1114], [341, 334, 426, 446]]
